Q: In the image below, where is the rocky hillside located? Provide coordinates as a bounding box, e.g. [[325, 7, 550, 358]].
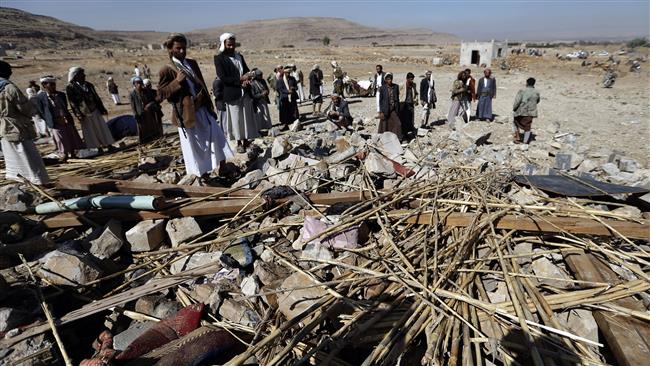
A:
[[189, 17, 458, 48]]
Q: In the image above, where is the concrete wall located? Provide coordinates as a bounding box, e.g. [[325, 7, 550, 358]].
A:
[[460, 41, 508, 67]]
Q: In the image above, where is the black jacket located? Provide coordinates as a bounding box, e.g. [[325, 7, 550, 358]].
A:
[[276, 76, 298, 101], [214, 52, 250, 103], [309, 70, 322, 96], [378, 83, 400, 115], [211, 78, 225, 111]]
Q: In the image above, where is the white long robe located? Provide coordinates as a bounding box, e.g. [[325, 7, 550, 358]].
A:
[[179, 62, 233, 176], [1, 139, 49, 185]]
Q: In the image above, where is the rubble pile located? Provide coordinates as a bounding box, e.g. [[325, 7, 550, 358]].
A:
[[0, 116, 649, 365]]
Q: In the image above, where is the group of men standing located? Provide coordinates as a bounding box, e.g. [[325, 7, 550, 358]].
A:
[[446, 68, 497, 128]]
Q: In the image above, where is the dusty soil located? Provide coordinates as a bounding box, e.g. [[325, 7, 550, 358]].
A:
[[5, 43, 649, 163]]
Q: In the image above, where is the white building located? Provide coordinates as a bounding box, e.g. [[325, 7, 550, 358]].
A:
[[460, 40, 508, 67]]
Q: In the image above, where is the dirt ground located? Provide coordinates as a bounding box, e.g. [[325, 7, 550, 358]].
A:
[[6, 44, 649, 163]]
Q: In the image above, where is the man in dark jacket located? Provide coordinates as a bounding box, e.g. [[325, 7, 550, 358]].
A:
[[309, 64, 323, 116], [476, 68, 496, 121], [276, 65, 299, 128], [419, 70, 436, 126], [377, 73, 401, 140], [328, 93, 352, 128], [250, 69, 272, 130]]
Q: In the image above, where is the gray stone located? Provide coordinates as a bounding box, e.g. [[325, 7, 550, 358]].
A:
[[240, 276, 260, 297], [170, 251, 221, 274], [277, 272, 327, 321], [577, 159, 598, 172], [618, 158, 639, 173], [512, 242, 533, 266], [601, 162, 620, 176], [38, 250, 102, 286], [133, 173, 158, 184], [219, 299, 260, 327], [554, 153, 572, 170], [558, 309, 599, 344], [271, 137, 292, 158], [178, 174, 199, 185], [153, 300, 181, 319], [486, 281, 509, 304], [157, 171, 180, 184], [89, 219, 124, 259], [113, 321, 154, 351], [0, 307, 28, 332], [364, 152, 394, 175], [326, 146, 356, 164], [126, 219, 166, 252], [234, 169, 265, 189], [530, 256, 573, 289], [301, 243, 334, 261], [459, 122, 492, 146], [221, 239, 254, 268], [166, 217, 202, 247], [0, 185, 35, 212]]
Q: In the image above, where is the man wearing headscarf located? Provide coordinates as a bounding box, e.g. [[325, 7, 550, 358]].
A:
[[129, 76, 163, 144], [328, 93, 352, 128], [476, 69, 496, 121], [290, 64, 305, 102], [250, 69, 272, 130], [399, 72, 418, 140], [276, 65, 299, 128], [512, 77, 540, 144], [419, 70, 436, 127], [446, 71, 468, 130], [106, 76, 120, 105], [0, 61, 49, 185], [266, 66, 279, 107], [371, 65, 386, 97], [66, 66, 116, 152], [157, 33, 233, 177], [464, 68, 476, 122], [309, 64, 323, 116], [377, 73, 402, 140], [36, 75, 85, 161], [25, 86, 49, 137], [331, 61, 344, 96], [214, 32, 259, 153]]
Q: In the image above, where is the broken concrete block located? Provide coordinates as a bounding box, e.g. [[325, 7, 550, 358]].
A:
[[459, 123, 492, 146], [38, 250, 102, 286], [113, 321, 154, 351], [221, 239, 254, 268], [170, 251, 221, 275], [234, 169, 265, 189], [133, 173, 158, 184], [301, 243, 334, 261], [271, 137, 292, 158], [530, 256, 573, 289], [166, 217, 202, 248], [618, 158, 639, 173], [0, 184, 36, 212], [240, 276, 260, 297], [219, 299, 260, 327], [512, 242, 533, 266], [126, 219, 166, 252], [365, 152, 395, 175], [601, 162, 620, 176], [558, 309, 599, 344], [577, 159, 598, 172], [277, 272, 327, 321], [89, 219, 124, 260]]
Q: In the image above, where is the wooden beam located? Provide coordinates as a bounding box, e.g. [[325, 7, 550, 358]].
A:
[[404, 212, 650, 239], [564, 251, 650, 366]]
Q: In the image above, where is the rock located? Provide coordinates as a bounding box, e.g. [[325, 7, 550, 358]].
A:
[[611, 205, 642, 219], [486, 281, 509, 304], [365, 152, 394, 175], [133, 173, 158, 184], [191, 283, 216, 303], [0, 307, 28, 332], [277, 272, 327, 321], [601, 162, 620, 176], [166, 217, 202, 247], [219, 299, 260, 327], [618, 158, 639, 173], [417, 128, 428, 137], [88, 219, 124, 260], [153, 299, 181, 319], [371, 132, 403, 161], [157, 171, 180, 184], [178, 174, 199, 185], [38, 250, 101, 286], [558, 309, 599, 344], [326, 146, 356, 164], [0, 185, 35, 212], [530, 257, 573, 289], [240, 276, 260, 297], [555, 152, 583, 170], [271, 137, 292, 158], [254, 260, 290, 286], [459, 122, 492, 146], [265, 165, 291, 186], [509, 187, 539, 206], [234, 169, 265, 189], [170, 251, 221, 274], [577, 159, 598, 172], [220, 239, 254, 268], [512, 242, 533, 266], [113, 321, 154, 351], [126, 219, 166, 252], [301, 243, 334, 261], [135, 295, 163, 316]]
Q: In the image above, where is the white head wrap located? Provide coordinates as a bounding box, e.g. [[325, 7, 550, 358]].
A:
[[143, 78, 151, 86], [331, 61, 338, 68], [40, 75, 56, 84], [219, 32, 236, 52], [25, 87, 35, 98], [68, 66, 83, 82]]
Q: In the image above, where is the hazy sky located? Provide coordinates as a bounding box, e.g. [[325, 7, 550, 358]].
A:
[[4, 0, 649, 40]]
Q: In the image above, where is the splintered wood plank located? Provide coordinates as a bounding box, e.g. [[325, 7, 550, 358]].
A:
[[564, 251, 650, 366]]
